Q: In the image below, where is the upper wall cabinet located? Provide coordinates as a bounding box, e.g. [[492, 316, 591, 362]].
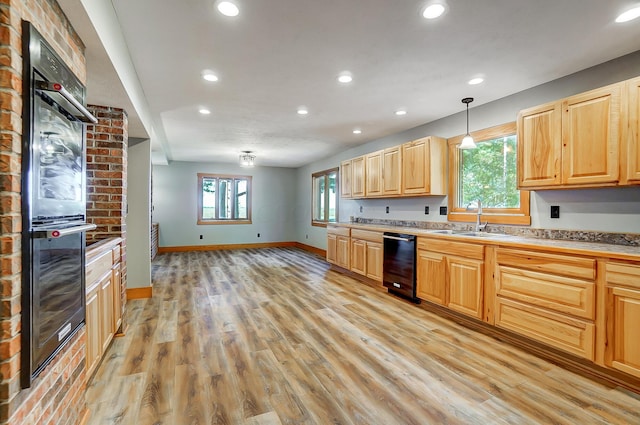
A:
[[518, 81, 626, 189], [340, 159, 352, 198], [382, 146, 402, 196], [623, 77, 640, 184], [365, 150, 383, 197], [351, 156, 366, 198], [401, 136, 447, 196]]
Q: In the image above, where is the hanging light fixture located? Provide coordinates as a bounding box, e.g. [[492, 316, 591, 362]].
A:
[[458, 97, 477, 149], [239, 151, 255, 167]]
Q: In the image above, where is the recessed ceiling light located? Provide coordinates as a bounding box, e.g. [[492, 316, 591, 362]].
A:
[[353, 129, 362, 134], [616, 6, 640, 23], [468, 77, 484, 85], [217, 1, 239, 17], [202, 70, 218, 82], [395, 110, 407, 116], [297, 107, 308, 115], [422, 3, 446, 19], [338, 72, 353, 84], [199, 108, 211, 115]]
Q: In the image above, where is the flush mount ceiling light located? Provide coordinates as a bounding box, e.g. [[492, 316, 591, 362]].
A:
[[468, 77, 484, 85], [338, 72, 353, 84], [217, 1, 239, 17], [395, 109, 407, 116], [239, 151, 255, 167], [297, 107, 308, 115], [353, 129, 362, 134], [458, 97, 477, 149], [199, 108, 211, 115], [422, 2, 446, 19], [202, 70, 219, 82], [616, 6, 640, 22]]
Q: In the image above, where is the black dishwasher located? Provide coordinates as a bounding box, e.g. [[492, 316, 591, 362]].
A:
[[383, 232, 420, 303]]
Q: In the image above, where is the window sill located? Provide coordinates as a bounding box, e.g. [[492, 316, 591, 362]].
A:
[[197, 219, 252, 225], [447, 212, 531, 226]]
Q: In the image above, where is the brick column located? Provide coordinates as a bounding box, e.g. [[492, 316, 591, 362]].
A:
[[85, 105, 128, 330]]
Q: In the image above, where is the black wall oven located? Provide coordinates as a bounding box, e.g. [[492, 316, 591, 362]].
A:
[[21, 22, 97, 387]]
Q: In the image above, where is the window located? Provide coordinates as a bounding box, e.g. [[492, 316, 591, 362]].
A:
[[448, 122, 530, 225], [312, 168, 339, 226], [197, 173, 252, 224]]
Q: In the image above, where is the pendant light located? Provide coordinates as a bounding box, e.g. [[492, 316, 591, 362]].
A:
[[458, 97, 477, 149]]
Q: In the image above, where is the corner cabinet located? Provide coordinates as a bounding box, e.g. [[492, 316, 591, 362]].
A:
[[401, 136, 447, 196], [604, 261, 640, 378], [416, 238, 484, 319], [86, 238, 123, 378], [518, 82, 623, 189]]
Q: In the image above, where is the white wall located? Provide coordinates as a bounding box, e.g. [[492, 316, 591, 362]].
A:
[[295, 50, 640, 250], [126, 140, 152, 288], [153, 161, 297, 247]]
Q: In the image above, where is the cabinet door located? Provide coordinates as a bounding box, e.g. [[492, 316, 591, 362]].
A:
[[365, 241, 383, 282], [112, 266, 122, 332], [416, 250, 447, 305], [327, 234, 337, 264], [365, 151, 383, 197], [517, 101, 562, 188], [382, 146, 402, 196], [562, 84, 621, 185], [85, 285, 101, 377], [448, 256, 483, 319], [351, 156, 365, 198], [607, 286, 640, 378], [340, 160, 352, 198], [350, 239, 366, 275], [337, 236, 350, 269], [402, 138, 428, 194], [623, 77, 640, 184], [99, 272, 114, 352]]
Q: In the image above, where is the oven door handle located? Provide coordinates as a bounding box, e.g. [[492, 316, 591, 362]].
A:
[[33, 223, 97, 239], [383, 235, 413, 242], [35, 81, 98, 124]]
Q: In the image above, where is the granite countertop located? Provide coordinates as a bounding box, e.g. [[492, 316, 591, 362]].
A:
[[331, 222, 640, 262]]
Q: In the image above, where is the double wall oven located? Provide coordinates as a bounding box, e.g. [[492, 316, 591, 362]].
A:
[[20, 22, 97, 387]]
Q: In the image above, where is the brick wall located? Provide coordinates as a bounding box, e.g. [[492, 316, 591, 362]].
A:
[[0, 0, 89, 424], [85, 105, 128, 330]]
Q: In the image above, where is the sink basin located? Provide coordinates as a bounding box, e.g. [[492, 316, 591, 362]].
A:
[[429, 229, 469, 235], [457, 231, 510, 238]]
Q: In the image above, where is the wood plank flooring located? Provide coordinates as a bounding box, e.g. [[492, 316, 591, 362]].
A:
[[86, 248, 640, 425]]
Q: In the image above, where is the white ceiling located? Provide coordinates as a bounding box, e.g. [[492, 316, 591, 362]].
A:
[[61, 0, 640, 168]]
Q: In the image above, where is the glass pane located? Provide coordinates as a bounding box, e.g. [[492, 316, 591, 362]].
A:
[[202, 177, 216, 219], [218, 178, 232, 219], [313, 176, 325, 221], [459, 135, 519, 209], [234, 179, 248, 219], [328, 172, 337, 222]]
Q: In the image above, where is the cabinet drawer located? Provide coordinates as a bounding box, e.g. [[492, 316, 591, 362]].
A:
[[86, 250, 113, 287], [496, 248, 595, 280], [351, 229, 382, 243], [327, 226, 350, 237], [606, 261, 640, 290], [495, 297, 595, 361], [418, 238, 484, 260], [496, 265, 595, 319]]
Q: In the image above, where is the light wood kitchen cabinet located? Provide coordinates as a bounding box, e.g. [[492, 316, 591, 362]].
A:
[[417, 238, 484, 319], [99, 271, 114, 353], [365, 150, 383, 197], [382, 146, 402, 196], [495, 248, 597, 360], [518, 82, 622, 189], [350, 229, 383, 282], [401, 136, 447, 195], [327, 226, 350, 269], [351, 156, 365, 198], [85, 282, 101, 378], [604, 261, 640, 378], [623, 76, 640, 184], [340, 159, 352, 198]]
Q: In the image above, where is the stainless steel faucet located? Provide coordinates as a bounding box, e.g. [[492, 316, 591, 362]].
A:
[[472, 200, 487, 232]]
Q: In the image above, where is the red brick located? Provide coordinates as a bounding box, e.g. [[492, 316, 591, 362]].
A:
[[0, 173, 20, 192], [0, 274, 20, 298], [0, 334, 20, 358], [0, 152, 19, 173], [0, 354, 19, 380]]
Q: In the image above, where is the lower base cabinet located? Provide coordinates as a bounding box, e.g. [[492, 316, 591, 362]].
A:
[[327, 226, 350, 269], [350, 229, 383, 283]]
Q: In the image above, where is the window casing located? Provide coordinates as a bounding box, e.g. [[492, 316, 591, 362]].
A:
[[447, 122, 530, 225], [197, 173, 252, 225], [312, 168, 339, 227]]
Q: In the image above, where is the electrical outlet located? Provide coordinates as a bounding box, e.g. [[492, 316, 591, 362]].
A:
[[550, 205, 560, 219], [385, 206, 390, 213], [257, 233, 261, 237], [305, 234, 308, 239], [439, 206, 447, 215], [199, 235, 203, 239], [424, 206, 429, 215], [359, 205, 363, 213]]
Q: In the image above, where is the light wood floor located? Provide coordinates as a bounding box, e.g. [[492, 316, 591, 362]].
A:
[[86, 248, 640, 425]]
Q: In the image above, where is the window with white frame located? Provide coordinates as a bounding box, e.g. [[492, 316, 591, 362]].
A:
[[197, 173, 252, 224], [312, 168, 338, 226]]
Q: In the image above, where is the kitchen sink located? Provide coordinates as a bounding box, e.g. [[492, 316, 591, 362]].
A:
[[429, 229, 510, 238], [429, 229, 469, 235]]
